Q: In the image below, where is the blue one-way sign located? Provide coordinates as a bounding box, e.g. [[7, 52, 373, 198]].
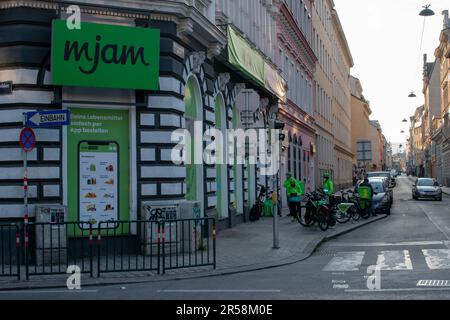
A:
[[26, 110, 71, 128]]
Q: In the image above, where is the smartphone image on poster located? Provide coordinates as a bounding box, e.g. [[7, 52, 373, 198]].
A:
[[78, 141, 119, 229]]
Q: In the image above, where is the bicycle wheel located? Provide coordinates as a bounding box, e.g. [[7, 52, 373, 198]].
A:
[[297, 206, 315, 227], [350, 206, 360, 221], [317, 208, 329, 231], [336, 209, 351, 224]]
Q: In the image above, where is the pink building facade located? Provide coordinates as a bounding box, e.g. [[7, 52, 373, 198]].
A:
[[276, 0, 317, 205]]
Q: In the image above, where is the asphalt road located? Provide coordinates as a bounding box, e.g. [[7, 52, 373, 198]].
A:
[[3, 177, 450, 300]]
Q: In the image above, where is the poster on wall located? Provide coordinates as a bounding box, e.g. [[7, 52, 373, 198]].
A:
[[67, 108, 129, 235], [78, 141, 119, 228]]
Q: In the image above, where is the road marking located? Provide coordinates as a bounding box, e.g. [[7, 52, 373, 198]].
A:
[[422, 249, 450, 270], [345, 287, 450, 293], [417, 280, 450, 287], [157, 289, 281, 293], [323, 252, 365, 272], [329, 241, 444, 247], [0, 290, 98, 294], [376, 250, 413, 270]]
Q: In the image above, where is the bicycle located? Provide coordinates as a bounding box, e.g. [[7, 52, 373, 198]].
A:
[[249, 184, 268, 221], [297, 191, 330, 231], [332, 190, 360, 224], [347, 190, 372, 219]]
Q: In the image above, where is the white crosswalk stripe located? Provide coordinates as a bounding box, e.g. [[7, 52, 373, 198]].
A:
[[422, 249, 450, 270], [322, 252, 365, 272], [323, 249, 450, 272], [376, 250, 413, 270]]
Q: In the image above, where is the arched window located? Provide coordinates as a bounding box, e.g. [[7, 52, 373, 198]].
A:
[[293, 135, 298, 179], [184, 75, 204, 215], [214, 93, 228, 219]]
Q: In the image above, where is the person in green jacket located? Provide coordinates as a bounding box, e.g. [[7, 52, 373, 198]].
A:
[[284, 173, 305, 219], [322, 173, 334, 196]]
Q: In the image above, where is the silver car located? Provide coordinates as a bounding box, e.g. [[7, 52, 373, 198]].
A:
[[412, 178, 443, 201]]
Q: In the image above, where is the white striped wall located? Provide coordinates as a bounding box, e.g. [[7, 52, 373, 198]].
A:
[[0, 68, 61, 218]]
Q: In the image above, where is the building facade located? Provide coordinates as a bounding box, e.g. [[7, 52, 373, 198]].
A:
[[422, 54, 441, 179], [0, 0, 287, 232], [331, 8, 354, 189], [410, 106, 426, 177], [350, 76, 372, 171], [312, 0, 335, 186], [276, 0, 317, 203], [431, 10, 450, 186]]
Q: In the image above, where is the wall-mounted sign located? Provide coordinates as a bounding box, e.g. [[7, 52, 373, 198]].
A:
[[67, 108, 129, 235], [51, 20, 160, 90], [0, 81, 12, 95], [26, 110, 71, 128]]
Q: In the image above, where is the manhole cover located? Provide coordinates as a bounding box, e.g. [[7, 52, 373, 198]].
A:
[[417, 280, 450, 287]]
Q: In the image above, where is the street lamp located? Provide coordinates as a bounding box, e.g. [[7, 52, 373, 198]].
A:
[[402, 118, 408, 123], [419, 4, 435, 17], [408, 92, 417, 98]]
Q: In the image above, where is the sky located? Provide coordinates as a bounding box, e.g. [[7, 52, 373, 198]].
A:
[[334, 0, 449, 153]]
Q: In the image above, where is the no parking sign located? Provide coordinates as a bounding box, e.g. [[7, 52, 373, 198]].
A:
[[19, 127, 36, 152]]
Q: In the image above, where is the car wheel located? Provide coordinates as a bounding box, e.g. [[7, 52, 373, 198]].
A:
[[439, 196, 442, 202], [386, 206, 391, 215]]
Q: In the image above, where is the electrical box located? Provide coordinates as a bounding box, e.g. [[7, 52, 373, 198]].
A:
[[35, 205, 67, 266], [140, 201, 202, 255]]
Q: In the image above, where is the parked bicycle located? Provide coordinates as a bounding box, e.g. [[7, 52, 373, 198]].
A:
[[297, 191, 331, 231], [331, 190, 360, 224], [347, 190, 372, 219]]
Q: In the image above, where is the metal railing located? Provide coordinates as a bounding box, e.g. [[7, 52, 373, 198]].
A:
[[0, 223, 20, 280], [97, 218, 216, 275], [0, 218, 216, 281], [24, 222, 94, 279], [96, 220, 160, 276], [161, 218, 216, 274]]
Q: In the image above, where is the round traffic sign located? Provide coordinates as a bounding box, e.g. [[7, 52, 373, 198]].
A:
[[19, 128, 36, 152]]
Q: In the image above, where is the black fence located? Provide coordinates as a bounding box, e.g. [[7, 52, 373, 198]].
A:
[[0, 218, 216, 281], [0, 223, 20, 280], [96, 220, 160, 276], [97, 218, 216, 275], [24, 222, 94, 279], [161, 218, 216, 273]]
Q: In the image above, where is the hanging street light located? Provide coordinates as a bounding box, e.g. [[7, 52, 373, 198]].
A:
[[402, 118, 408, 123], [408, 92, 417, 98], [419, 4, 435, 17]]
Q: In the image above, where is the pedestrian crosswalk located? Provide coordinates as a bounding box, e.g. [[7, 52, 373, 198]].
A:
[[322, 249, 450, 272]]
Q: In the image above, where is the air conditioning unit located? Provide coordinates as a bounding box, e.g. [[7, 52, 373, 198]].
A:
[[35, 205, 67, 266], [140, 201, 202, 256]]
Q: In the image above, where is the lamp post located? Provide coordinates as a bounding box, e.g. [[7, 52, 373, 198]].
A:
[[409, 5, 435, 97]]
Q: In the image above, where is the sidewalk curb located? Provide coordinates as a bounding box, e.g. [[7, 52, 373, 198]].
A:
[[0, 215, 388, 291]]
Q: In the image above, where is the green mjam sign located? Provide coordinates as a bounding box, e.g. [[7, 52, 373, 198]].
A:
[[51, 20, 160, 90]]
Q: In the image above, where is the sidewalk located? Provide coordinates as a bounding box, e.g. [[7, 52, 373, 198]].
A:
[[0, 213, 387, 290]]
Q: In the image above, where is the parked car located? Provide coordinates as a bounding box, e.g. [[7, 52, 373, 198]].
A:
[[369, 178, 391, 215], [412, 178, 442, 201], [367, 171, 396, 188]]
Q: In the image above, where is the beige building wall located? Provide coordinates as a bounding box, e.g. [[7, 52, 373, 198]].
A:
[[312, 0, 335, 185], [369, 121, 383, 171], [331, 8, 354, 188], [350, 76, 372, 168]]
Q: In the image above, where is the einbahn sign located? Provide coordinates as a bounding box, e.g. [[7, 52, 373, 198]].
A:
[[26, 110, 71, 128]]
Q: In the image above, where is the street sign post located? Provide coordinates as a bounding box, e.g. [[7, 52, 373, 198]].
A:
[[19, 128, 36, 152], [26, 110, 70, 128]]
